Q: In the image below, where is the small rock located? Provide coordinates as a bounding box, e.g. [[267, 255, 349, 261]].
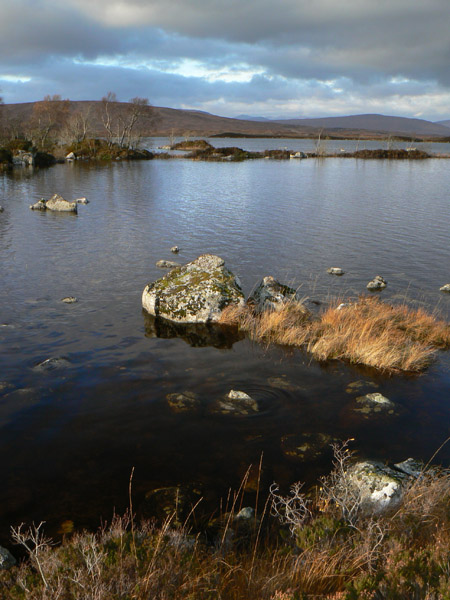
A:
[[353, 392, 397, 417], [155, 260, 181, 269], [212, 390, 259, 416], [34, 357, 71, 371], [29, 199, 47, 210], [0, 206, 4, 213], [439, 284, 450, 293], [61, 296, 77, 303], [394, 458, 424, 478], [327, 267, 345, 276], [65, 152, 76, 160], [345, 380, 378, 394], [367, 275, 387, 290], [267, 376, 304, 392], [248, 276, 307, 313], [75, 197, 89, 204], [166, 392, 200, 413], [235, 507, 255, 520], [337, 302, 352, 310], [0, 546, 16, 570], [171, 246, 180, 253]]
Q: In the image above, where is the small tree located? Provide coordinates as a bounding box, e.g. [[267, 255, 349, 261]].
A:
[[99, 93, 152, 149], [26, 95, 70, 150]]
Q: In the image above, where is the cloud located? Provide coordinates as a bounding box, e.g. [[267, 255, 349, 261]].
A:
[[0, 0, 449, 120]]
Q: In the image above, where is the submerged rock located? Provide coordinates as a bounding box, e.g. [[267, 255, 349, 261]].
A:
[[247, 276, 302, 312], [141, 484, 203, 526], [440, 283, 450, 293], [34, 357, 71, 371], [212, 390, 259, 416], [281, 432, 335, 461], [142, 254, 244, 324], [345, 461, 407, 514], [156, 259, 180, 269], [327, 267, 345, 275], [367, 275, 387, 290], [166, 391, 201, 413], [353, 392, 397, 417], [345, 380, 379, 394]]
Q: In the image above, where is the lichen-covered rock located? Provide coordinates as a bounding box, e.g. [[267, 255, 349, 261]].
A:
[[142, 254, 244, 324], [45, 193, 77, 213], [367, 275, 387, 290], [247, 276, 301, 312], [346, 461, 407, 514]]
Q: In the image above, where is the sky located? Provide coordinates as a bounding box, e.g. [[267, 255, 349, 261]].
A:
[[1, 0, 450, 121]]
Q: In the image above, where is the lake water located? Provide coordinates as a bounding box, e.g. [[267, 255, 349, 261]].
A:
[[1, 146, 450, 542]]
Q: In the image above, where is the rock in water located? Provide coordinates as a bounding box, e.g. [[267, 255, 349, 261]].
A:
[[142, 254, 244, 323], [156, 260, 180, 269], [367, 275, 387, 290], [171, 246, 180, 253], [440, 283, 450, 293], [45, 193, 77, 213], [327, 267, 345, 275], [247, 276, 302, 312]]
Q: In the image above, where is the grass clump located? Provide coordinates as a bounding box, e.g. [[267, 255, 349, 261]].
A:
[[220, 295, 450, 372]]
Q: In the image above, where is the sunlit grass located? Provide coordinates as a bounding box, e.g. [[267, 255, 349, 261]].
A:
[[220, 295, 450, 372]]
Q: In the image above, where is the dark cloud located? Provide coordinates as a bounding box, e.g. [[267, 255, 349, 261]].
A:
[[1, 0, 449, 119]]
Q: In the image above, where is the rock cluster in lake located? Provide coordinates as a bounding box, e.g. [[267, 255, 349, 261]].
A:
[[142, 254, 245, 324], [30, 193, 78, 213]]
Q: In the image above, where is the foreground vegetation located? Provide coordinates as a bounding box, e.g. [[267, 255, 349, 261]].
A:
[[220, 295, 450, 373], [1, 443, 450, 599]]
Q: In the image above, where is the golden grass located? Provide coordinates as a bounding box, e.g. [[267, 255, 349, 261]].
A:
[[220, 295, 450, 373]]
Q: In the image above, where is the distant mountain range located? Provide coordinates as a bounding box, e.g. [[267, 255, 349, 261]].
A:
[[2, 101, 450, 140]]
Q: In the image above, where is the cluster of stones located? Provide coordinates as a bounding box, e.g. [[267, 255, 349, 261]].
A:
[[29, 193, 88, 213], [367, 275, 387, 290]]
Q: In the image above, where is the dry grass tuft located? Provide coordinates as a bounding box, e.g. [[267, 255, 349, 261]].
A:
[[220, 296, 450, 372]]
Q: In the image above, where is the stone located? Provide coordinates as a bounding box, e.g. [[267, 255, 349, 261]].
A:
[[394, 458, 424, 478], [171, 246, 180, 253], [337, 302, 352, 310], [281, 432, 335, 461], [235, 507, 255, 520], [61, 296, 77, 303], [45, 193, 77, 213], [0, 546, 16, 570], [353, 392, 397, 417], [0, 206, 4, 213], [367, 275, 387, 290], [29, 199, 47, 210], [327, 267, 345, 275], [166, 391, 200, 413], [34, 357, 71, 371], [247, 276, 303, 313], [439, 284, 450, 293], [142, 254, 245, 324], [345, 380, 378, 394], [75, 197, 89, 204], [346, 461, 407, 514], [267, 376, 304, 392], [141, 484, 203, 526], [156, 260, 180, 269], [65, 152, 76, 160], [212, 390, 259, 415]]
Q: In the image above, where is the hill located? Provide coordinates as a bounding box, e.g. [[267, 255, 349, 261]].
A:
[[1, 101, 450, 140]]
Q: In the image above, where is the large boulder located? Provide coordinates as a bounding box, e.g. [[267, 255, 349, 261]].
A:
[[142, 254, 244, 324]]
